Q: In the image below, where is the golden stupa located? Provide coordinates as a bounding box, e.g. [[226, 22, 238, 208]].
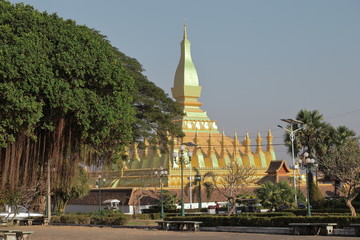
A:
[[115, 25, 276, 188]]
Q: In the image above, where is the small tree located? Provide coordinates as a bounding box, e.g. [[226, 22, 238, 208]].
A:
[[319, 138, 360, 216], [255, 181, 296, 211], [212, 163, 256, 215], [157, 190, 178, 211], [309, 182, 325, 208]]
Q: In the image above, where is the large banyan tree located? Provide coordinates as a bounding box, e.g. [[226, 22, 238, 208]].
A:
[[0, 0, 135, 208]]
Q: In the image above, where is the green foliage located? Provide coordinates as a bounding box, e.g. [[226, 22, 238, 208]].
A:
[[255, 181, 295, 210], [161, 190, 178, 210], [296, 188, 306, 204], [0, 0, 135, 149], [0, 187, 23, 208], [113, 50, 184, 151], [91, 216, 128, 225], [54, 212, 128, 225], [309, 183, 325, 208], [53, 166, 90, 212], [185, 168, 215, 208]]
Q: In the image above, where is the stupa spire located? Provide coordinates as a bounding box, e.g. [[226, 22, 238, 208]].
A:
[[172, 24, 201, 100], [183, 22, 188, 40], [256, 130, 263, 153], [265, 129, 276, 164], [171, 24, 218, 134]]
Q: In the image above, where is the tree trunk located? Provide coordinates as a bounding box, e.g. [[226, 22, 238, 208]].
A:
[[346, 187, 358, 217], [346, 198, 357, 216], [227, 197, 237, 216]]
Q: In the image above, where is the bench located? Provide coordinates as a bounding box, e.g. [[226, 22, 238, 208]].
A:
[[1, 232, 17, 240], [289, 223, 337, 235], [42, 218, 49, 225], [156, 221, 203, 231], [0, 230, 34, 240], [12, 219, 33, 226], [350, 224, 360, 236]]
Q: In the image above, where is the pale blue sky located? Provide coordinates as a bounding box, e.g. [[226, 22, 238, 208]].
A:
[[9, 0, 360, 161]]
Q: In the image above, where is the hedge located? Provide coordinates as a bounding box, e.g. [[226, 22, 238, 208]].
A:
[[166, 215, 360, 228], [51, 214, 128, 226]]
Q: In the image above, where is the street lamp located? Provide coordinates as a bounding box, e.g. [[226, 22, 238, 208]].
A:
[[172, 144, 193, 217], [298, 152, 318, 216], [95, 175, 106, 213], [195, 173, 202, 209], [278, 118, 304, 204], [153, 166, 168, 219]]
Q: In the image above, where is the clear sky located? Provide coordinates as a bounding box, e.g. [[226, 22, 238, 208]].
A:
[[8, 0, 360, 162]]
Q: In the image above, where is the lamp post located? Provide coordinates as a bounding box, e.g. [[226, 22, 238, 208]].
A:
[[96, 175, 106, 213], [195, 174, 202, 209], [298, 152, 318, 217], [172, 144, 193, 217], [153, 167, 168, 219], [278, 118, 304, 204]]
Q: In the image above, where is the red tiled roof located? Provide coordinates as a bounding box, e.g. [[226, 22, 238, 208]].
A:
[[265, 160, 290, 174]]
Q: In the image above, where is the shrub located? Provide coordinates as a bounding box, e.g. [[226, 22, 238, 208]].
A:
[[50, 216, 61, 223], [77, 216, 91, 225], [90, 216, 127, 225], [60, 215, 79, 224]]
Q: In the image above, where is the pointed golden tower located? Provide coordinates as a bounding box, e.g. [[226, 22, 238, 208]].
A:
[[254, 130, 267, 167], [172, 24, 219, 134], [206, 131, 218, 167], [242, 132, 255, 166], [232, 130, 243, 165], [119, 25, 279, 188], [265, 129, 276, 165], [217, 130, 228, 167]]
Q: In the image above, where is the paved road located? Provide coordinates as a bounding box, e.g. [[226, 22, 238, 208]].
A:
[[1, 226, 358, 240]]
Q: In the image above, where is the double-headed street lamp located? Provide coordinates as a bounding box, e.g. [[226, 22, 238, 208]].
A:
[[153, 167, 168, 219], [278, 118, 304, 204], [95, 175, 106, 213], [172, 144, 193, 217], [298, 152, 318, 217]]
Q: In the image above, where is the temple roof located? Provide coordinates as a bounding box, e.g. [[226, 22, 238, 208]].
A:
[[265, 160, 290, 174]]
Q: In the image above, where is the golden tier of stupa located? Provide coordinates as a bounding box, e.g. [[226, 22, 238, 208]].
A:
[[113, 25, 276, 188]]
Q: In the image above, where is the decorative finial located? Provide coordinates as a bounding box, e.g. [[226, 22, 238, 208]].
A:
[[245, 131, 249, 139], [183, 21, 187, 40]]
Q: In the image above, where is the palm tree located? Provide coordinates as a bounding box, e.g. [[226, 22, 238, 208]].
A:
[[255, 181, 297, 211], [289, 109, 331, 157], [284, 109, 357, 197], [331, 126, 356, 146], [185, 167, 214, 209]]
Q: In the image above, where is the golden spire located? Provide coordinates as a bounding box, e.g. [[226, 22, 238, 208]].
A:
[[265, 129, 276, 164], [220, 130, 226, 158], [256, 130, 263, 153], [232, 129, 239, 161], [183, 22, 187, 40], [244, 131, 251, 154], [266, 129, 274, 152]]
